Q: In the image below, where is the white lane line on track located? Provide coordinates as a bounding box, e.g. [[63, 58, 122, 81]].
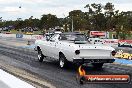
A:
[[0, 69, 35, 88]]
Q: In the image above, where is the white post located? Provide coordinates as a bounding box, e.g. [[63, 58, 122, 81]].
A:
[[71, 16, 74, 32]]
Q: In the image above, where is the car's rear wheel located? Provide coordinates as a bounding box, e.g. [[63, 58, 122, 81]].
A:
[[59, 54, 68, 68], [92, 63, 104, 69], [38, 49, 44, 62]]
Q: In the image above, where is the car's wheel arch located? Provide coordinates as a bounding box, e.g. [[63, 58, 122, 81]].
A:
[[37, 46, 44, 62], [37, 46, 41, 51], [59, 51, 67, 60], [59, 52, 68, 61], [59, 52, 64, 58], [59, 51, 69, 68]]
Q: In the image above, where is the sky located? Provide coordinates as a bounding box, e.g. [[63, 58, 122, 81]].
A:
[[0, 0, 132, 20]]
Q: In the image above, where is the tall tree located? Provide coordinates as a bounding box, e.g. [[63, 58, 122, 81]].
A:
[[104, 2, 115, 30], [39, 14, 59, 30], [68, 10, 88, 31]]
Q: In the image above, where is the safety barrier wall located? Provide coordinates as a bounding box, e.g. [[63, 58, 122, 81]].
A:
[[0, 33, 132, 60], [0, 33, 44, 40], [0, 33, 16, 38], [103, 39, 119, 47]]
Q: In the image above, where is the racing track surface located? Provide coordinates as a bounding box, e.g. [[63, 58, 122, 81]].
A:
[[0, 43, 132, 88]]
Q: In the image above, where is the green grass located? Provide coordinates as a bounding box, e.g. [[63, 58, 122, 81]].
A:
[[33, 31, 42, 35], [10, 30, 22, 34], [0, 29, 43, 35]]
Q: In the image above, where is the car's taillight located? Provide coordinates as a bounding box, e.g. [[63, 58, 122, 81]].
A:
[[75, 50, 80, 55], [111, 51, 116, 56]]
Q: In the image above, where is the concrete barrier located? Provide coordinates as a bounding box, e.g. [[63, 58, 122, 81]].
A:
[[0, 69, 35, 88], [0, 33, 44, 40], [31, 35, 44, 40], [22, 35, 32, 39], [0, 33, 16, 38], [103, 39, 118, 47]]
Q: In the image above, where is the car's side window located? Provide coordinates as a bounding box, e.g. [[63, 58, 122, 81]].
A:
[[59, 35, 67, 40], [50, 34, 59, 41]]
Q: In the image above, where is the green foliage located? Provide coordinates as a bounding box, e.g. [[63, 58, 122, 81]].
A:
[[0, 2, 132, 39], [39, 14, 60, 30]]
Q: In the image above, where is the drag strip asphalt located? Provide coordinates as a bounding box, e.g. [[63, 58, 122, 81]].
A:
[[0, 43, 132, 88]]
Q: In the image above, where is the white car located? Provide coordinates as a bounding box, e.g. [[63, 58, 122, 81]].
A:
[[35, 32, 116, 68]]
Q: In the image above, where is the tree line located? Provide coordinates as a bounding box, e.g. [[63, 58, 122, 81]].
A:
[[0, 2, 132, 39]]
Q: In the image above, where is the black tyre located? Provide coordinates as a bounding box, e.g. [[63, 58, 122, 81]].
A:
[[37, 49, 44, 62], [92, 63, 104, 69], [59, 54, 68, 68]]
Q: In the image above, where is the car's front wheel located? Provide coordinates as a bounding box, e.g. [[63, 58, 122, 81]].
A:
[[38, 49, 44, 62], [59, 54, 68, 68], [92, 63, 104, 69]]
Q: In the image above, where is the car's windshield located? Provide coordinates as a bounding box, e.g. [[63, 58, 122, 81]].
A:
[[60, 34, 88, 41]]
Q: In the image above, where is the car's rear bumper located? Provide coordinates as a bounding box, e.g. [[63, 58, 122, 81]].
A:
[[73, 59, 115, 64]]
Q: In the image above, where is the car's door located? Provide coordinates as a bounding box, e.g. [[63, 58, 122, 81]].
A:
[[49, 39, 56, 58], [37, 34, 54, 57], [38, 39, 50, 57], [48, 34, 59, 59]]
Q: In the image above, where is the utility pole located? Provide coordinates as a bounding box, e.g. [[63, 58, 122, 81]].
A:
[[71, 16, 74, 32], [0, 17, 2, 22]]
